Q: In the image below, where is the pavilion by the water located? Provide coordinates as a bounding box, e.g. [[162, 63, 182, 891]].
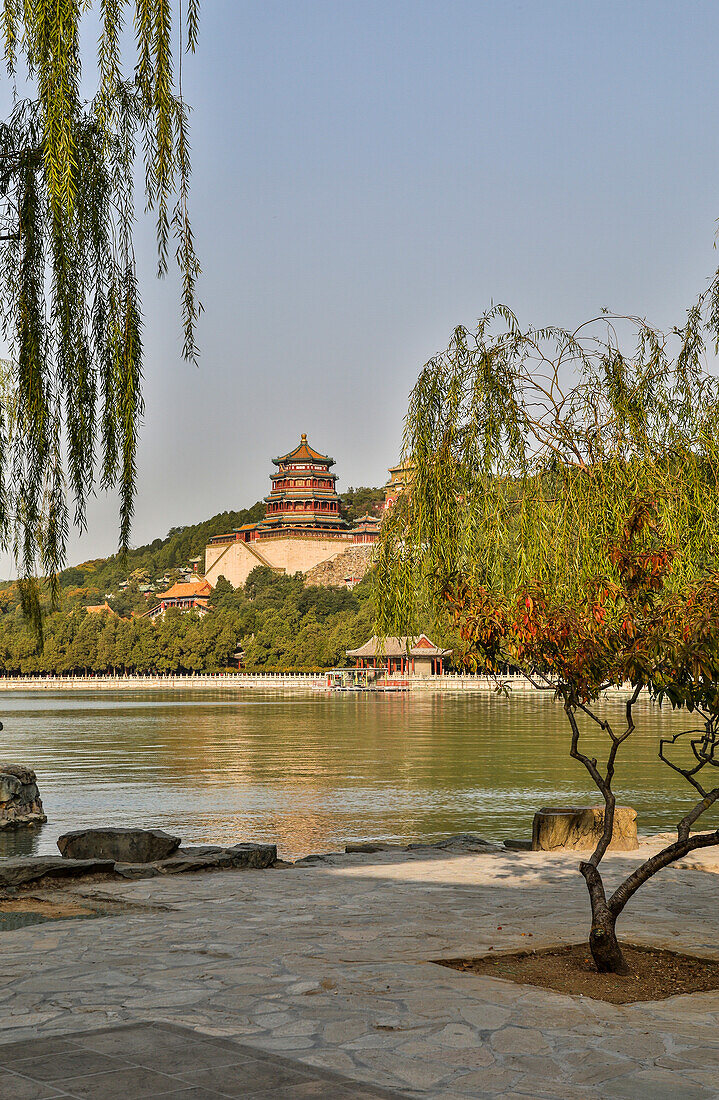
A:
[[346, 634, 452, 677]]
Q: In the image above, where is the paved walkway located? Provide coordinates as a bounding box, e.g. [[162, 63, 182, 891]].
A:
[[0, 843, 719, 1098], [0, 1021, 405, 1098]]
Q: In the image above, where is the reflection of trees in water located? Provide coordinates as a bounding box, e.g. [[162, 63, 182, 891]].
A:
[[0, 826, 41, 858], [0, 692, 706, 854]]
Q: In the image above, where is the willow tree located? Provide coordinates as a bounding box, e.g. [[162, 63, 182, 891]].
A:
[[377, 303, 719, 974], [0, 0, 200, 617]]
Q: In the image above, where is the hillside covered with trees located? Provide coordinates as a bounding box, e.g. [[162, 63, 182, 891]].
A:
[[0, 566, 379, 675], [3, 486, 386, 610], [0, 486, 419, 674]]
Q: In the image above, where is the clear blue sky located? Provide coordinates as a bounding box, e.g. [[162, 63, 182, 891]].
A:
[[9, 0, 719, 566]]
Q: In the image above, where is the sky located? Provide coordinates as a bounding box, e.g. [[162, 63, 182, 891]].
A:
[[5, 0, 719, 569]]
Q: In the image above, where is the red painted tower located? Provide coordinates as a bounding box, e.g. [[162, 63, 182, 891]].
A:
[[257, 434, 348, 534]]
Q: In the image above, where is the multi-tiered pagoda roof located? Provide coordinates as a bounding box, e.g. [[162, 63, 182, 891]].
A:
[[258, 433, 347, 534]]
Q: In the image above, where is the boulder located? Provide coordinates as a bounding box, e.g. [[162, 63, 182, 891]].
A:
[[407, 833, 502, 853], [346, 842, 393, 854], [155, 843, 277, 875], [224, 842, 277, 869], [0, 856, 115, 887], [0, 764, 46, 829], [57, 827, 181, 863], [114, 863, 161, 880], [531, 806, 638, 852]]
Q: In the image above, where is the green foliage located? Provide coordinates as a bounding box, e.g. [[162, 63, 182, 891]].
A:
[[0, 0, 201, 599], [378, 305, 719, 650], [0, 564, 378, 675], [340, 486, 384, 523], [54, 502, 264, 596]]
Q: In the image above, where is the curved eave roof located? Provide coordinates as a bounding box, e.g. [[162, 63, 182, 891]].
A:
[[270, 470, 338, 482], [272, 434, 335, 468], [346, 634, 452, 659]]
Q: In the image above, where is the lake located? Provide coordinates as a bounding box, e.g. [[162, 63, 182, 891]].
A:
[[0, 689, 711, 859]]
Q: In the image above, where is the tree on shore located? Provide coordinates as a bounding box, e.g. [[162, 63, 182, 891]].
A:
[[377, 303, 719, 974], [0, 0, 201, 617]]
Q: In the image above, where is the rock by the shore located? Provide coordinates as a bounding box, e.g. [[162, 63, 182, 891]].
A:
[[0, 856, 115, 887], [0, 764, 46, 829], [115, 842, 277, 877], [0, 839, 278, 887], [57, 827, 181, 863], [407, 833, 502, 853], [532, 806, 638, 851]]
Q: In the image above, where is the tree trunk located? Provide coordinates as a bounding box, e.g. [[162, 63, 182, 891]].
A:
[[580, 860, 628, 974], [589, 906, 628, 974]]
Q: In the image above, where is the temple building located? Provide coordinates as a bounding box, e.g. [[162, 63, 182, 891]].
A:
[[205, 435, 381, 589], [346, 634, 452, 677], [383, 462, 413, 510], [145, 578, 213, 620]]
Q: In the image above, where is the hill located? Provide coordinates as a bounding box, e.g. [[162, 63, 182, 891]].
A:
[[41, 484, 386, 610]]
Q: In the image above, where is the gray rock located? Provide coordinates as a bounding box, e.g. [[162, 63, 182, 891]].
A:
[[155, 852, 233, 875], [504, 839, 532, 851], [531, 806, 638, 851], [346, 843, 388, 854], [407, 833, 502, 853], [0, 775, 21, 802], [58, 827, 181, 863], [114, 863, 161, 879], [155, 843, 277, 875], [225, 843, 277, 868], [0, 856, 115, 887], [0, 764, 38, 785], [0, 764, 47, 829]]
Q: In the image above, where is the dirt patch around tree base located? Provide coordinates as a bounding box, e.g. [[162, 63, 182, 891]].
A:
[[435, 943, 719, 1003]]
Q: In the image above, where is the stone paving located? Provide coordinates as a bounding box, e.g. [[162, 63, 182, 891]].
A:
[[0, 1021, 405, 1097], [0, 842, 718, 1098]]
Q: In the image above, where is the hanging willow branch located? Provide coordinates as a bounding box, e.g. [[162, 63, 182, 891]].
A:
[[0, 1, 201, 623], [377, 303, 719, 641]]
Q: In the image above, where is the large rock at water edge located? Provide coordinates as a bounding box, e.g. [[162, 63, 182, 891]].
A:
[[531, 806, 638, 852], [0, 764, 46, 829], [58, 827, 181, 863], [154, 843, 278, 874], [0, 856, 115, 887]]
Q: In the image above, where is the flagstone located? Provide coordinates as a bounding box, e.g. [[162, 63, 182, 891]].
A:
[[0, 845, 716, 1097]]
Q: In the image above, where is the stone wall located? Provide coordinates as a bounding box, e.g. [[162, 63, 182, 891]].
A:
[[205, 534, 355, 588], [304, 544, 375, 588], [204, 540, 267, 587]]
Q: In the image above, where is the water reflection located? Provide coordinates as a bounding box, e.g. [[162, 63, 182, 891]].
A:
[[0, 690, 710, 859], [0, 825, 41, 858]]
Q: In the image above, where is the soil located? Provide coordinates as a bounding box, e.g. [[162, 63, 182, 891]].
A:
[[435, 943, 719, 1004], [0, 897, 94, 918]]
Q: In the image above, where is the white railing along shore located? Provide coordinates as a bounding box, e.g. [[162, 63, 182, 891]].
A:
[[0, 672, 640, 693], [0, 671, 540, 692]]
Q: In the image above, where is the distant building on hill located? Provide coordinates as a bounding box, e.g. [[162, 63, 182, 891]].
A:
[[144, 578, 213, 620], [85, 600, 116, 616], [383, 462, 413, 510], [204, 435, 382, 590]]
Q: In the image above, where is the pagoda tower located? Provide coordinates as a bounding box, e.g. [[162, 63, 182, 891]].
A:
[[204, 433, 380, 590], [258, 434, 347, 534]]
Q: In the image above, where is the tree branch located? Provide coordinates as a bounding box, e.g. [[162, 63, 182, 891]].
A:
[[609, 829, 719, 917]]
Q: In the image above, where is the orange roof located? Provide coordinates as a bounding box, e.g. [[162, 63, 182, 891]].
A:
[[272, 434, 335, 468], [158, 579, 213, 600], [86, 601, 115, 615], [346, 634, 452, 659]]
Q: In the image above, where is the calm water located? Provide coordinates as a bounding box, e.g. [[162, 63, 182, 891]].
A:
[[0, 690, 711, 860]]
